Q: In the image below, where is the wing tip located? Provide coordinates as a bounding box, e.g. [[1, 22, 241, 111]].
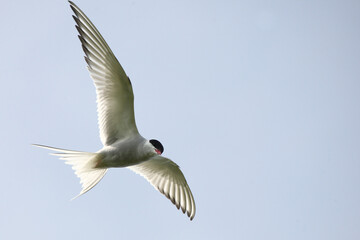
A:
[[69, 5, 78, 17]]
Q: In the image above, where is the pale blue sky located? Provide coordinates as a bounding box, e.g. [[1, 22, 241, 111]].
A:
[[1, 0, 360, 239]]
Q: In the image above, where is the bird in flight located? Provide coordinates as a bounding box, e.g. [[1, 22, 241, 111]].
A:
[[34, 0, 195, 220]]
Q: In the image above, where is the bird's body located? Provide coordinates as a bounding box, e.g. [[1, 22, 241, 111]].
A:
[[34, 0, 196, 220], [96, 135, 153, 168]]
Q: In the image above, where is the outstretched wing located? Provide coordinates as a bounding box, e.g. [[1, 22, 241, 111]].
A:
[[128, 156, 196, 220], [69, 1, 139, 146]]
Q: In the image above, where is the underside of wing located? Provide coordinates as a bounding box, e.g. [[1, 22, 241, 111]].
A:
[[128, 156, 196, 220], [69, 1, 139, 145]]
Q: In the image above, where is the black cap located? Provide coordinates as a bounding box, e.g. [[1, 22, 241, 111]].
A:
[[150, 139, 164, 154]]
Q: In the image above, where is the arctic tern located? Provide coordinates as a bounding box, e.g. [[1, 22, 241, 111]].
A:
[[34, 0, 195, 220]]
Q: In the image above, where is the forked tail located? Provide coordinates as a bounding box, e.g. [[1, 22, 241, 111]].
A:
[[33, 144, 107, 199]]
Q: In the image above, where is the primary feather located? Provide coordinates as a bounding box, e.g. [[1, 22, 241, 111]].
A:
[[128, 156, 196, 220]]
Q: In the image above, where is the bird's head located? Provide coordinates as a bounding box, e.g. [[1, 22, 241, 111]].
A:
[[149, 139, 164, 155]]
